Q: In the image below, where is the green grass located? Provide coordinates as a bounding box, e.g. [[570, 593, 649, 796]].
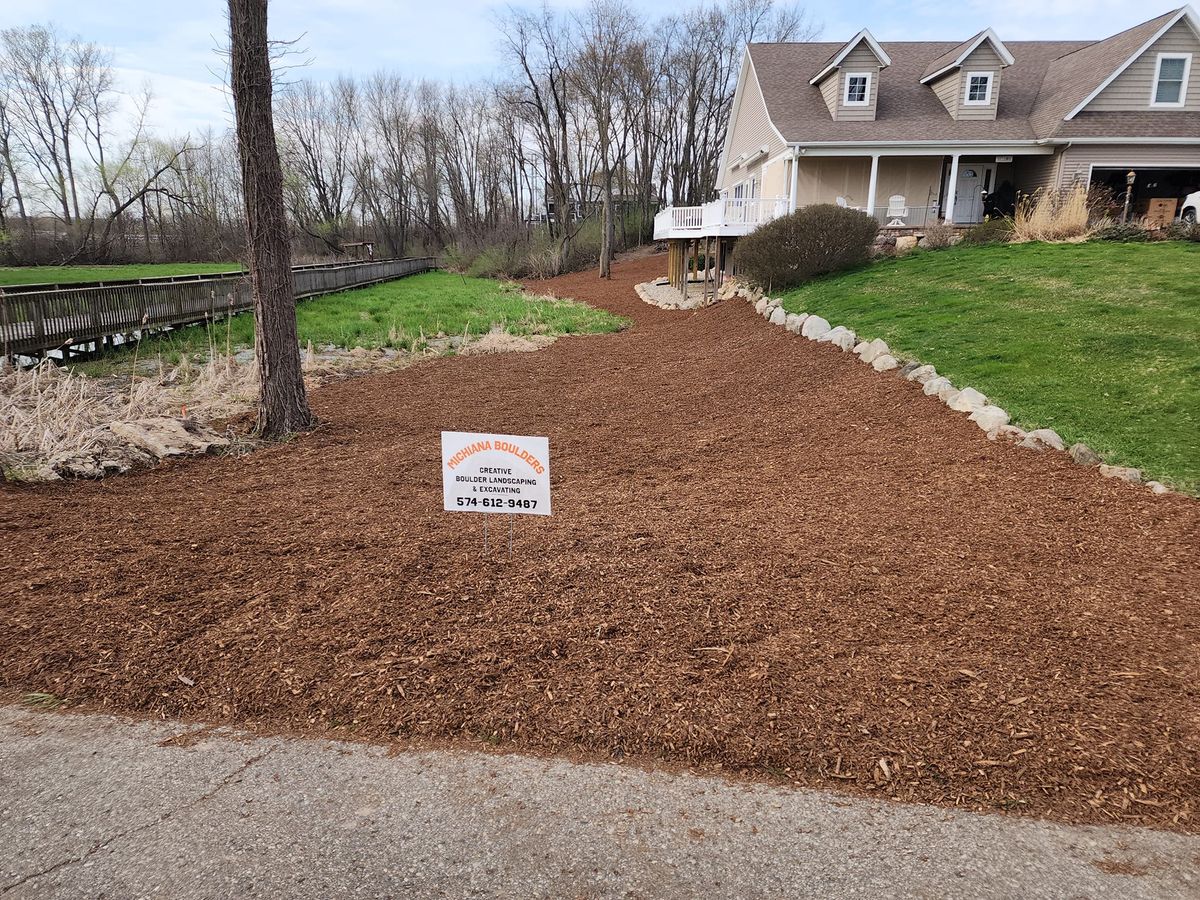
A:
[[0, 262, 239, 286], [72, 271, 626, 373], [780, 241, 1200, 492]]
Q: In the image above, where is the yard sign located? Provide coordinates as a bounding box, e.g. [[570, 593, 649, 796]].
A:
[[441, 431, 551, 516]]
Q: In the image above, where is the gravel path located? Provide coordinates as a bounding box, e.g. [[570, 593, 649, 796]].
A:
[[2, 706, 1198, 899], [1, 252, 1197, 832]]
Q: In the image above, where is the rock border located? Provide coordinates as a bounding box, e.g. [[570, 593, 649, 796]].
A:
[[718, 277, 1183, 499]]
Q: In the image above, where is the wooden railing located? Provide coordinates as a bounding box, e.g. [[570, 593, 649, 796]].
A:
[[0, 256, 437, 358]]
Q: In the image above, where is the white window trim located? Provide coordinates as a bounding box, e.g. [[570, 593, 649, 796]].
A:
[[963, 71, 994, 106], [1150, 52, 1191, 108], [842, 72, 872, 107]]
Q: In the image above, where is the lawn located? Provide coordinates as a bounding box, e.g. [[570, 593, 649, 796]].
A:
[[780, 241, 1200, 492], [74, 270, 627, 368], [0, 262, 240, 286]]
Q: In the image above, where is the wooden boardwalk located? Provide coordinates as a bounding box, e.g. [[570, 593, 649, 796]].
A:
[[0, 257, 437, 358]]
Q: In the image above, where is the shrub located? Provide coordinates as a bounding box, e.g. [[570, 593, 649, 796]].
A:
[[1165, 221, 1200, 243], [733, 204, 878, 291], [1092, 223, 1152, 243], [921, 223, 957, 249], [1012, 183, 1094, 242], [960, 217, 1014, 246]]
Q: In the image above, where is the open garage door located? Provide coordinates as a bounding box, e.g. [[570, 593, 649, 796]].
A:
[[1090, 166, 1200, 225]]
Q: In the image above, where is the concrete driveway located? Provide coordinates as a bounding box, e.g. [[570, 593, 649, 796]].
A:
[[2, 706, 1197, 899]]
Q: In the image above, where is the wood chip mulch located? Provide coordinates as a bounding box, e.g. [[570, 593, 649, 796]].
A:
[[2, 254, 1198, 832]]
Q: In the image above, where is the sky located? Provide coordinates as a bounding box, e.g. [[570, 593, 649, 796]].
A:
[[2, 0, 1178, 136]]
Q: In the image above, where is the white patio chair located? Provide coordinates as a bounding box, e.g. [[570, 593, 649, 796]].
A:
[[886, 195, 908, 227]]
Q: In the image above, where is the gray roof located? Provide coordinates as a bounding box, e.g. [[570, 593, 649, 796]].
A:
[[747, 9, 1196, 144], [920, 31, 988, 82]]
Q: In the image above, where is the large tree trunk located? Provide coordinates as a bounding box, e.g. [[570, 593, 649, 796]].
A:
[[228, 0, 315, 437]]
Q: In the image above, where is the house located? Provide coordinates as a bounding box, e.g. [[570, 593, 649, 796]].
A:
[[654, 6, 1200, 287]]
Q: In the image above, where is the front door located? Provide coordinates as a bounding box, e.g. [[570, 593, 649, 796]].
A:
[[954, 164, 995, 223]]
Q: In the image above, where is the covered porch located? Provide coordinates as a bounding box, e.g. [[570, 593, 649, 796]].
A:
[[653, 144, 1057, 240]]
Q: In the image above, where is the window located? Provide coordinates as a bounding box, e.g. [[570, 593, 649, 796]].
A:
[[843, 72, 870, 106], [963, 72, 993, 105], [1152, 53, 1191, 107]]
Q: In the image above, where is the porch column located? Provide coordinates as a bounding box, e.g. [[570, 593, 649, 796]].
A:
[[865, 154, 880, 221], [944, 153, 962, 225], [789, 150, 800, 213]]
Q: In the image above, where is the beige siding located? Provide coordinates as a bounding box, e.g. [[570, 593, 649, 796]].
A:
[[718, 60, 786, 192], [760, 154, 790, 199], [818, 72, 839, 117], [1090, 21, 1200, 111], [1013, 153, 1063, 194], [930, 71, 961, 118], [928, 43, 1004, 120], [1057, 144, 1200, 186], [956, 44, 1003, 121], [835, 46, 881, 121]]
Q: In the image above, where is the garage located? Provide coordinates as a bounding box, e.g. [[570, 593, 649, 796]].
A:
[[1090, 166, 1200, 224]]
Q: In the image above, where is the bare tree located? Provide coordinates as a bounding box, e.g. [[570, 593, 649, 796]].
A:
[[570, 0, 639, 278], [228, 0, 314, 436]]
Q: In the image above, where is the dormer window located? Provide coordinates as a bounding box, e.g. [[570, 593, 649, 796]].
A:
[[964, 72, 993, 105], [844, 73, 871, 105], [1152, 53, 1191, 107]]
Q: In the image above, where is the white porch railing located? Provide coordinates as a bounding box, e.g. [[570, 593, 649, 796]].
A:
[[654, 197, 790, 239]]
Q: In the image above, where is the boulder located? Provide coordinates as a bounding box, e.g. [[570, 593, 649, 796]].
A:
[[905, 364, 937, 384], [852, 341, 869, 355], [1068, 443, 1102, 466], [899, 361, 921, 378], [988, 424, 1027, 443], [1145, 481, 1171, 495], [948, 386, 988, 412], [1099, 464, 1142, 484], [826, 328, 857, 351], [936, 381, 959, 403], [871, 354, 900, 372], [895, 235, 919, 254], [108, 417, 230, 460], [48, 453, 105, 479], [855, 338, 890, 364], [801, 315, 831, 340], [766, 298, 783, 310], [754, 297, 769, 315], [1019, 428, 1066, 452], [769, 306, 787, 326], [819, 325, 855, 343], [968, 405, 1010, 432], [784, 313, 808, 334], [923, 376, 953, 397]]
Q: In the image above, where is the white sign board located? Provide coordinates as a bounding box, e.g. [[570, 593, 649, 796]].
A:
[[441, 431, 551, 516]]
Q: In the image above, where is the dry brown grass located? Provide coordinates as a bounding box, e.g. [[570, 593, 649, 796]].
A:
[[1012, 183, 1094, 243], [0, 355, 258, 479]]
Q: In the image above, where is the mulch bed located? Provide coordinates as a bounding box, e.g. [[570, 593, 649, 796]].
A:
[[2, 254, 1198, 832]]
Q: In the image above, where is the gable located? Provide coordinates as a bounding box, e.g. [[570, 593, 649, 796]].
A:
[[717, 55, 785, 191], [1087, 19, 1200, 111]]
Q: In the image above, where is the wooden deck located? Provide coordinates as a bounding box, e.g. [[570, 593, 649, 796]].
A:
[[0, 257, 438, 358]]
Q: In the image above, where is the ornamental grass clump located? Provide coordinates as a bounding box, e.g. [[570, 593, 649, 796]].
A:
[[733, 204, 879, 292], [1012, 183, 1093, 242]]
